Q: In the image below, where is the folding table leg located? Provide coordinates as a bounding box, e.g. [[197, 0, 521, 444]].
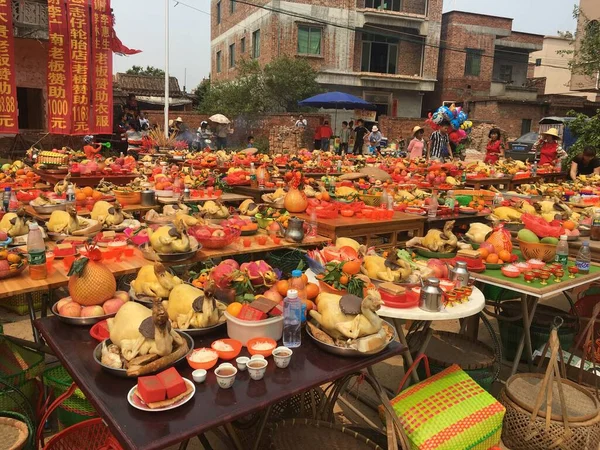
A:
[[178, 439, 189, 450], [224, 422, 245, 450], [510, 294, 540, 376], [252, 405, 272, 450], [392, 318, 419, 384], [27, 292, 41, 344]]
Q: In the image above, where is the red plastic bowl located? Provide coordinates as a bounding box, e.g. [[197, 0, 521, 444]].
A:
[[187, 348, 219, 370], [247, 337, 277, 357], [90, 320, 110, 342], [189, 226, 241, 249], [501, 266, 521, 278], [379, 288, 418, 309], [211, 338, 242, 360]]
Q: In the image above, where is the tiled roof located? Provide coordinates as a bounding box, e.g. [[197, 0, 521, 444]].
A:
[[113, 73, 183, 97]]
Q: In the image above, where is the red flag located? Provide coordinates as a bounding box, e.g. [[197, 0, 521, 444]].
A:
[[47, 0, 72, 134], [0, 0, 20, 133], [111, 17, 141, 55], [91, 0, 113, 134]]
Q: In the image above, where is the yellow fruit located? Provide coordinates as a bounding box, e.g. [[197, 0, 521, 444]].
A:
[[0, 250, 8, 260], [226, 302, 243, 317], [7, 254, 20, 264], [68, 257, 116, 306], [486, 254, 499, 264]]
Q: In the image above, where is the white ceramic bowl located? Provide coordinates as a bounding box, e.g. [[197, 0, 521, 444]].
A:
[[192, 369, 207, 383], [272, 346, 293, 369], [215, 363, 237, 389], [247, 359, 268, 381], [236, 356, 249, 371]]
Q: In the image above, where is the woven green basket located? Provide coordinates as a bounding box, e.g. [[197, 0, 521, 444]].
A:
[[0, 336, 45, 388], [0, 292, 45, 315], [266, 249, 307, 277], [0, 379, 38, 418], [417, 365, 494, 393], [43, 365, 97, 429]]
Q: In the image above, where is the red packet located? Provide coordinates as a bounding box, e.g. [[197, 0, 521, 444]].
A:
[[237, 304, 267, 321]]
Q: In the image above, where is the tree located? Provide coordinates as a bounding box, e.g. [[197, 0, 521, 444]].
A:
[[126, 65, 165, 77], [558, 7, 600, 77], [566, 109, 600, 163], [192, 78, 211, 107], [557, 30, 574, 40], [198, 56, 321, 116]]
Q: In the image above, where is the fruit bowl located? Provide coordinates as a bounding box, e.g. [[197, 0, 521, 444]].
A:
[[0, 248, 27, 280], [51, 302, 116, 326], [188, 225, 241, 249], [518, 239, 557, 263]]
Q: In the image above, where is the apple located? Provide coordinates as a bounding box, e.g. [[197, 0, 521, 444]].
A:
[[212, 229, 226, 238], [55, 297, 72, 311], [114, 291, 130, 303], [81, 305, 104, 317], [59, 302, 82, 317], [0, 260, 9, 271], [263, 288, 283, 303], [0, 230, 8, 241], [102, 298, 125, 315], [195, 228, 211, 239]]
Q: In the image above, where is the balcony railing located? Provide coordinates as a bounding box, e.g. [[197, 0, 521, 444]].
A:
[[12, 0, 48, 39], [359, 0, 427, 16]]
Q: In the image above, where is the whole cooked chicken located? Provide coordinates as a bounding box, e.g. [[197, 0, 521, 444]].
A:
[[47, 206, 80, 234], [131, 264, 183, 298], [90, 201, 126, 227], [406, 220, 458, 253], [148, 224, 191, 253], [201, 200, 229, 219], [0, 209, 28, 236], [166, 281, 225, 329]]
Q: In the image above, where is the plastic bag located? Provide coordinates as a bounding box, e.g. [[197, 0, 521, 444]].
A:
[[521, 213, 564, 238]]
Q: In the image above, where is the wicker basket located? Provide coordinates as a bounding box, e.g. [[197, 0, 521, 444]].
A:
[[0, 415, 29, 450], [0, 336, 45, 388], [1, 291, 45, 316], [43, 366, 97, 430], [359, 194, 382, 207], [518, 239, 557, 263]]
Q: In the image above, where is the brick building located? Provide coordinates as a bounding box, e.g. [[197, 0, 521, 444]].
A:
[[210, 0, 442, 119]]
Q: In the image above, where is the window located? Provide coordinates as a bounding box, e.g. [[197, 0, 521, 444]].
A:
[[535, 58, 542, 66], [230, 0, 235, 13], [216, 51, 221, 73], [464, 49, 482, 76], [216, 1, 221, 24], [297, 25, 322, 56], [521, 119, 532, 136], [360, 33, 398, 74], [364, 0, 401, 12], [252, 30, 260, 58], [16, 87, 43, 129], [240, 37, 245, 53], [499, 64, 513, 83], [229, 43, 235, 67]]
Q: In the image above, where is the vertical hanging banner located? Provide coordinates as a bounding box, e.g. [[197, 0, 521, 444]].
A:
[[47, 0, 71, 133], [0, 0, 19, 133], [91, 0, 112, 134], [67, 0, 90, 134]]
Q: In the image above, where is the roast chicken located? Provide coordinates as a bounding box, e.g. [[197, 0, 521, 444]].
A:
[[47, 206, 80, 234], [148, 224, 191, 253], [0, 209, 28, 236], [166, 281, 225, 329], [406, 220, 458, 253], [130, 263, 183, 298], [91, 201, 126, 227]]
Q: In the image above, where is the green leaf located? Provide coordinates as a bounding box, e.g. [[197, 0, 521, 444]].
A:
[[67, 257, 89, 277]]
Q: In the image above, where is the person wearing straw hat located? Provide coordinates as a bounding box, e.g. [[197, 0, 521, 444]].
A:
[[368, 125, 383, 156], [407, 125, 427, 160], [533, 128, 567, 167]]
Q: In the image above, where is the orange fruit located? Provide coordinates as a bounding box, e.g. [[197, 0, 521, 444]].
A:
[[92, 191, 103, 200], [563, 220, 576, 231], [7, 253, 20, 264], [15, 169, 25, 175], [226, 302, 243, 317], [302, 300, 315, 317], [82, 186, 94, 197], [306, 282, 319, 300], [339, 275, 349, 285], [498, 250, 511, 262], [276, 280, 290, 297], [342, 260, 361, 275], [75, 192, 87, 201], [479, 248, 489, 259], [301, 273, 308, 284], [486, 253, 499, 264], [26, 171, 35, 178], [321, 192, 331, 202]]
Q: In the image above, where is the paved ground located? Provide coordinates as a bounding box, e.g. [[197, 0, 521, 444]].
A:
[[1, 289, 574, 450]]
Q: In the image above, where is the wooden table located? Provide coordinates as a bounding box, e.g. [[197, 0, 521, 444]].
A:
[[23, 204, 159, 222], [538, 172, 568, 183], [298, 212, 425, 249], [34, 170, 138, 187], [470, 264, 600, 375], [507, 176, 541, 191], [463, 177, 510, 190], [35, 317, 404, 450], [230, 186, 276, 203], [424, 212, 490, 232]]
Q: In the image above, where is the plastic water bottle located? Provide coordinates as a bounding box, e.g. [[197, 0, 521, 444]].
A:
[[283, 289, 302, 348], [446, 190, 455, 210], [381, 190, 389, 210], [27, 222, 47, 280], [8, 190, 17, 212], [2, 187, 10, 212], [555, 235, 569, 268], [289, 269, 307, 301], [66, 184, 75, 204], [387, 190, 394, 210], [309, 209, 318, 238], [576, 241, 591, 274], [531, 161, 538, 177], [428, 195, 438, 219], [493, 193, 503, 208]]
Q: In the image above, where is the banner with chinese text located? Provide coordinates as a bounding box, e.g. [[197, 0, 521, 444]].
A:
[[91, 0, 112, 134], [47, 0, 71, 134], [0, 0, 19, 133], [67, 0, 90, 134]]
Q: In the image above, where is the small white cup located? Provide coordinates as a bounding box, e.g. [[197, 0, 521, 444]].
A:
[[215, 364, 237, 389], [192, 369, 207, 383], [250, 354, 265, 361], [247, 358, 268, 381], [272, 346, 293, 369], [236, 356, 249, 371]]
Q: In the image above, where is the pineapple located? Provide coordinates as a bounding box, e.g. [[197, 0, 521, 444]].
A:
[[68, 247, 116, 306]]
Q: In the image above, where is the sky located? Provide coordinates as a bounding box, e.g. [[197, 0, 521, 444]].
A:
[[112, 0, 578, 91]]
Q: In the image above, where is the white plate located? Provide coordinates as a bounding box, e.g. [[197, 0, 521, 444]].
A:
[[128, 378, 195, 412]]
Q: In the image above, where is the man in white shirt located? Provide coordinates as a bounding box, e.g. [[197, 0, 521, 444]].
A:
[[295, 114, 307, 128]]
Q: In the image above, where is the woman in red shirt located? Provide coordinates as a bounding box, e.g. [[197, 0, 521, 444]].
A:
[[533, 128, 566, 167], [484, 128, 504, 164]]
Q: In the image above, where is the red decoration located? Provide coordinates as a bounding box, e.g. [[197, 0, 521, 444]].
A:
[[91, 0, 113, 134], [0, 0, 19, 133], [67, 0, 91, 134]]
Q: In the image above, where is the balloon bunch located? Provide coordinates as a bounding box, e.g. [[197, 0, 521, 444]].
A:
[[426, 103, 473, 144]]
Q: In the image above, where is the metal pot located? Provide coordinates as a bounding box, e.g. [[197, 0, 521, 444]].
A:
[[419, 277, 444, 312], [449, 261, 470, 288], [141, 190, 156, 206]]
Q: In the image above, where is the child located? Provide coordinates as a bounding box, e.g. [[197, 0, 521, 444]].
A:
[[428, 122, 453, 161], [484, 128, 504, 164], [407, 126, 426, 159], [247, 135, 255, 148], [339, 121, 350, 155], [83, 135, 102, 160]]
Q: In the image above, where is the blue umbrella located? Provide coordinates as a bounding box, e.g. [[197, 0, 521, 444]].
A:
[[298, 91, 375, 110]]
